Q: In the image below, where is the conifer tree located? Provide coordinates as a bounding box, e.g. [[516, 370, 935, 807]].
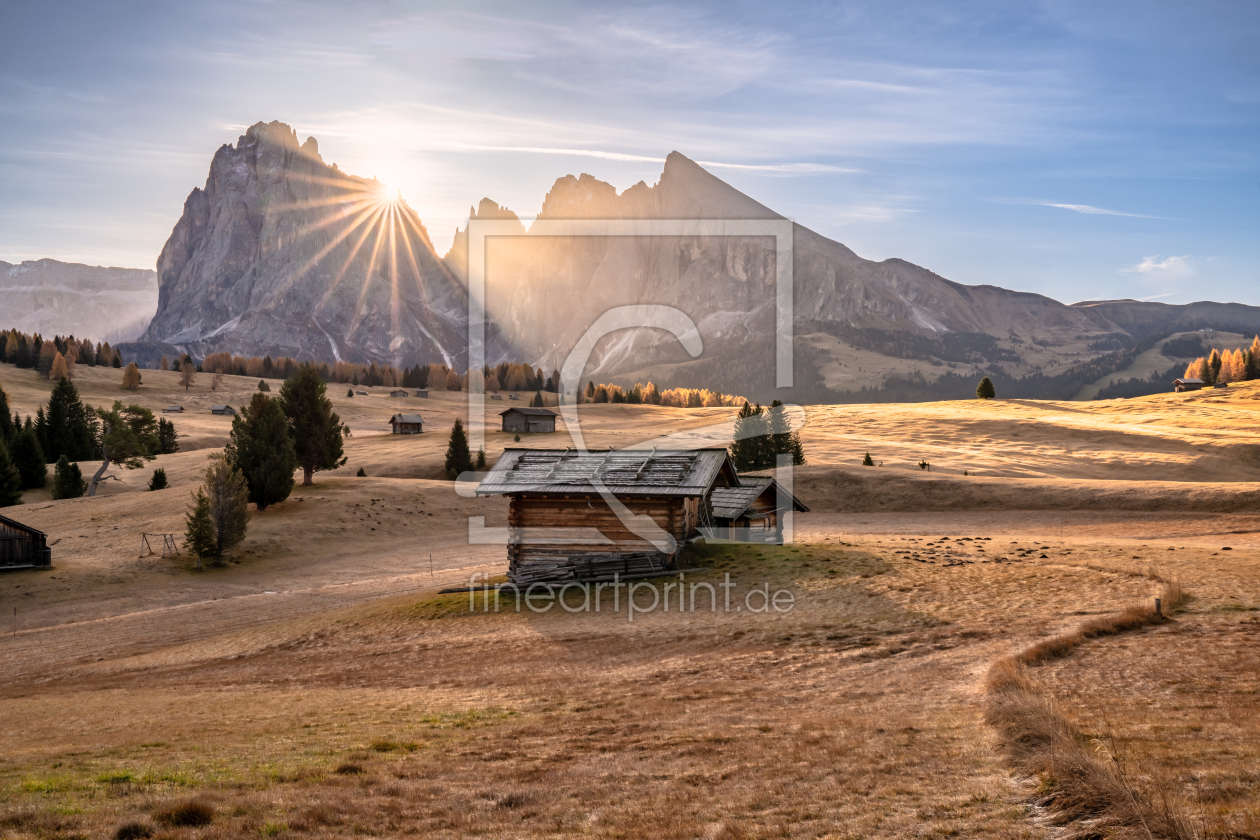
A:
[[49, 352, 69, 382], [88, 402, 159, 496], [862, 452, 875, 466], [226, 392, 297, 510], [204, 453, 249, 554], [0, 439, 22, 507], [476, 447, 486, 470], [157, 418, 179, 454], [51, 455, 86, 500], [1208, 349, 1223, 384], [46, 377, 98, 462], [121, 362, 141, 390], [444, 418, 474, 479], [976, 377, 996, 400], [0, 385, 13, 446], [279, 365, 347, 485], [1249, 337, 1260, 380], [148, 467, 168, 491], [184, 487, 217, 569], [12, 424, 47, 490], [729, 402, 772, 472]]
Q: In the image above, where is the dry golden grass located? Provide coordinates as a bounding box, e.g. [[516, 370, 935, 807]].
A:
[[1, 362, 1259, 838]]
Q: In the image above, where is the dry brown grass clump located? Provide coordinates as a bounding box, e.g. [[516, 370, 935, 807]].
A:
[[153, 799, 214, 828], [985, 579, 1196, 839]]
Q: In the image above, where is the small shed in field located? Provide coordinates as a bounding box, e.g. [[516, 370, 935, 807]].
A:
[[490, 393, 502, 400], [1174, 378, 1204, 392], [0, 514, 51, 570], [476, 447, 738, 584], [414, 389, 428, 398], [501, 407, 557, 434], [706, 476, 809, 544], [162, 405, 184, 414], [389, 413, 425, 434], [210, 404, 236, 416], [509, 393, 520, 400], [390, 389, 408, 398]]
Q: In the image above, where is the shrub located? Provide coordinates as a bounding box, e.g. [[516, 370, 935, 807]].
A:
[[258, 379, 270, 392], [862, 452, 874, 466], [347, 388, 354, 397], [153, 800, 214, 828], [52, 455, 87, 499], [148, 468, 168, 491], [114, 822, 153, 840], [356, 467, 366, 477], [976, 376, 996, 400]]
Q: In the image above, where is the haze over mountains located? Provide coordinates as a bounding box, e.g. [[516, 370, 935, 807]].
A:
[[17, 120, 1260, 401], [0, 259, 156, 343]]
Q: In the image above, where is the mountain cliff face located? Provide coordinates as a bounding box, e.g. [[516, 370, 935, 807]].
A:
[[0, 259, 156, 342], [135, 121, 474, 368]]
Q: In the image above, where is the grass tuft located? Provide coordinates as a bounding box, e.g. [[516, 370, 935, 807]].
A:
[[153, 799, 214, 828], [113, 821, 152, 840]]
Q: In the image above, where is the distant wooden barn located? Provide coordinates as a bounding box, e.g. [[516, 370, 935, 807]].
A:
[[390, 389, 409, 398], [162, 405, 184, 414], [706, 476, 808, 544], [389, 413, 424, 434], [0, 514, 51, 570], [1174, 378, 1204, 392], [414, 389, 429, 398], [500, 407, 557, 434], [476, 447, 738, 584], [210, 404, 236, 416]]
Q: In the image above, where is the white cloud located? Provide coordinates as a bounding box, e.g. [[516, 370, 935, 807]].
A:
[[1123, 255, 1194, 281], [425, 142, 852, 174], [1044, 203, 1160, 218]]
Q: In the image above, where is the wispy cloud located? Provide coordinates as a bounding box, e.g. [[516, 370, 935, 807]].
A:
[[1138, 291, 1178, 301], [1123, 255, 1194, 280], [429, 142, 853, 174], [1044, 203, 1162, 218]]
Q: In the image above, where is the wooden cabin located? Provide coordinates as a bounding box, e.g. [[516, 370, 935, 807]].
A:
[[0, 514, 51, 570], [500, 407, 557, 434], [390, 389, 409, 398], [210, 404, 236, 416], [389, 413, 425, 434], [162, 405, 185, 413], [706, 476, 809, 544], [476, 447, 738, 584], [414, 389, 429, 398], [1174, 378, 1204, 392]]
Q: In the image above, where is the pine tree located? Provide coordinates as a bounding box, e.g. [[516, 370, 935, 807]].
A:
[[11, 424, 47, 490], [1249, 337, 1260, 380], [444, 418, 474, 479], [51, 455, 86, 500], [204, 453, 249, 555], [258, 380, 270, 392], [157, 418, 179, 454], [1208, 350, 1223, 384], [88, 402, 159, 496], [862, 452, 875, 466], [0, 385, 13, 447], [729, 402, 772, 472], [531, 391, 543, 407], [976, 377, 996, 400], [0, 439, 22, 507], [184, 487, 217, 569], [148, 467, 168, 491], [279, 365, 348, 485], [476, 447, 486, 469], [226, 392, 297, 510], [347, 388, 354, 397], [46, 377, 98, 462]]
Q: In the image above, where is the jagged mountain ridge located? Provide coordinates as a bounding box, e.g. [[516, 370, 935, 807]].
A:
[[128, 121, 480, 369], [0, 259, 156, 343], [443, 152, 1260, 396]]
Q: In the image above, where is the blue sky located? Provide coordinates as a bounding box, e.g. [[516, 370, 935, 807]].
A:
[[1, 0, 1257, 306]]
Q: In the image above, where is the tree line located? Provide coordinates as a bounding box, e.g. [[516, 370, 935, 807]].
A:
[[1, 329, 124, 378], [577, 380, 746, 407], [1183, 337, 1260, 386], [728, 401, 805, 472]]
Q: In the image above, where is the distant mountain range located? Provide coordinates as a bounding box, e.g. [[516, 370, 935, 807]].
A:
[[0, 259, 156, 343], [20, 119, 1259, 402]]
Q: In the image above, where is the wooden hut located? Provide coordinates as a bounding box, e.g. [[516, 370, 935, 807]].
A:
[[390, 389, 409, 398], [1174, 378, 1204, 392], [476, 447, 737, 584], [389, 413, 425, 434], [414, 389, 429, 398], [0, 514, 51, 570], [210, 404, 236, 416], [706, 476, 808, 544], [162, 405, 185, 413], [500, 407, 557, 433]]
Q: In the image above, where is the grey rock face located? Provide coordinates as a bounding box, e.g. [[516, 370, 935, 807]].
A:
[[140, 121, 473, 368], [0, 259, 156, 342]]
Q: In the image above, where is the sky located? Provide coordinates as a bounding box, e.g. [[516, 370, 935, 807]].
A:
[[0, 0, 1257, 306]]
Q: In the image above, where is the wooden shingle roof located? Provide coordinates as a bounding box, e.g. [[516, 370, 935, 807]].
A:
[[476, 447, 736, 497], [709, 476, 809, 520], [500, 407, 557, 417]]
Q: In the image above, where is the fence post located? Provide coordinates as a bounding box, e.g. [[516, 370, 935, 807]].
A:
[[1155, 597, 1162, 617]]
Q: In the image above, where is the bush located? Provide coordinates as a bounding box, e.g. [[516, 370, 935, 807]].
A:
[[114, 822, 153, 840], [862, 452, 874, 466], [347, 388, 354, 398], [258, 380, 270, 392], [514, 433, 520, 442], [52, 455, 87, 499], [153, 800, 214, 828], [148, 468, 168, 491], [356, 467, 366, 477], [976, 376, 996, 400]]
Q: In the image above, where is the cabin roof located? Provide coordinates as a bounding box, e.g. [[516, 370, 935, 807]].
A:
[[0, 513, 47, 539], [500, 407, 557, 417], [1174, 378, 1204, 385], [476, 447, 736, 497], [709, 476, 809, 519], [210, 404, 234, 411], [390, 413, 425, 424]]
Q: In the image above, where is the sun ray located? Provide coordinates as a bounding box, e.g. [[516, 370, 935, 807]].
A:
[[344, 204, 392, 338], [283, 194, 381, 243], [271, 202, 387, 302], [314, 204, 389, 314], [388, 202, 401, 353]]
